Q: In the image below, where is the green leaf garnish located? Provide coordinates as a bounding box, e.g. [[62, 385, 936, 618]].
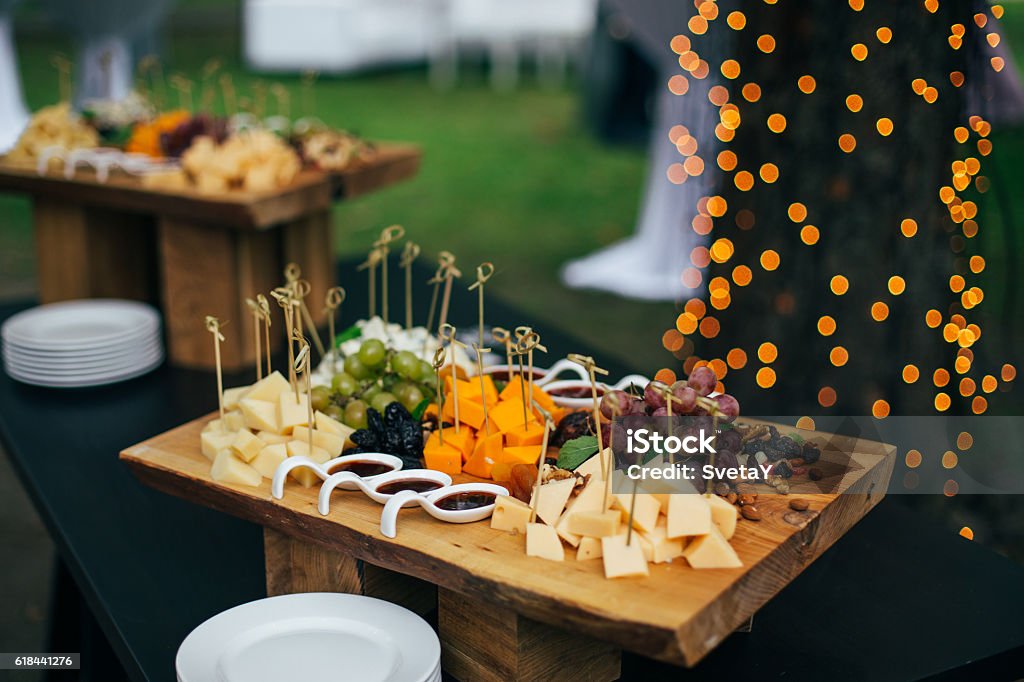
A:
[[557, 435, 599, 471]]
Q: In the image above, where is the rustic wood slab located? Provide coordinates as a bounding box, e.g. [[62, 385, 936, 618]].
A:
[[0, 142, 420, 229], [121, 413, 895, 667]]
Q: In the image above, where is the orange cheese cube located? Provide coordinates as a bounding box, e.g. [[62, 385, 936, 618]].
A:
[[462, 375, 500, 405], [424, 442, 462, 475], [499, 377, 557, 415], [504, 422, 546, 447], [491, 461, 513, 482], [424, 403, 439, 420], [464, 432, 503, 479], [489, 399, 537, 433], [499, 445, 544, 467], [426, 427, 476, 461], [443, 394, 487, 431]]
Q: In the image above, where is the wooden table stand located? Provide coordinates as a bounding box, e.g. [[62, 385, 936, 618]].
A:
[[262, 528, 621, 682], [1, 144, 421, 370]]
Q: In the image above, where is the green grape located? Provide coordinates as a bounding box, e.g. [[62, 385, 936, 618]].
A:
[[400, 385, 425, 412], [310, 386, 331, 411], [392, 381, 414, 403], [370, 392, 398, 413], [330, 372, 358, 396], [421, 372, 438, 390], [344, 400, 368, 429], [344, 355, 372, 381], [361, 385, 381, 403], [416, 360, 433, 382], [358, 339, 387, 368], [323, 404, 344, 421], [392, 351, 419, 379]]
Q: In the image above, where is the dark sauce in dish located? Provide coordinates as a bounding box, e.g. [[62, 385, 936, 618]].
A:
[[328, 460, 395, 477], [435, 491, 497, 511], [548, 385, 605, 399], [488, 370, 546, 383], [375, 479, 445, 495]]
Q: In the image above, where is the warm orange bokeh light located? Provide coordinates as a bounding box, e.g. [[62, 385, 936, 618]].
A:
[[727, 11, 746, 30], [732, 265, 753, 286], [767, 113, 787, 133], [901, 218, 918, 237], [760, 249, 781, 271], [872, 400, 890, 418], [851, 43, 869, 61], [888, 275, 906, 295], [846, 94, 863, 112], [759, 163, 780, 183], [757, 34, 776, 53], [838, 133, 857, 153], [830, 346, 849, 367], [903, 364, 920, 383], [871, 301, 889, 321], [757, 342, 778, 363], [756, 367, 776, 388], [817, 315, 836, 336], [876, 118, 894, 136], [797, 75, 816, 94], [876, 27, 892, 43], [830, 275, 849, 295], [818, 386, 837, 407], [801, 225, 820, 245]]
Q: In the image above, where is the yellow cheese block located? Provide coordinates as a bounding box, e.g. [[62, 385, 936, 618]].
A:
[[576, 536, 603, 561], [612, 493, 662, 534], [257, 431, 290, 445], [498, 445, 543, 467], [291, 426, 346, 458], [529, 478, 575, 526], [464, 431, 503, 479], [707, 494, 739, 540], [251, 443, 288, 479], [666, 492, 713, 539], [200, 430, 237, 462], [240, 399, 279, 433], [504, 422, 545, 447], [526, 522, 565, 561], [230, 429, 265, 463], [424, 443, 462, 475], [488, 398, 537, 433], [314, 410, 356, 445], [285, 441, 330, 488], [601, 534, 650, 578], [566, 509, 622, 538], [491, 495, 531, 534], [639, 518, 685, 564], [222, 386, 250, 411], [277, 393, 311, 435], [243, 371, 290, 402], [574, 449, 610, 482], [210, 450, 263, 487], [443, 394, 487, 430], [222, 411, 247, 432], [554, 477, 607, 547], [683, 525, 742, 569]]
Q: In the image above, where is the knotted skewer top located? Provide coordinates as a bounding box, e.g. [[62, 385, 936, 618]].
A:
[[400, 241, 421, 267], [467, 262, 495, 291], [204, 316, 225, 341], [567, 353, 609, 376], [325, 286, 346, 311]]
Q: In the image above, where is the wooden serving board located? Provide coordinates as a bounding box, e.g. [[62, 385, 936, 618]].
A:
[[121, 414, 895, 667], [0, 142, 420, 229]]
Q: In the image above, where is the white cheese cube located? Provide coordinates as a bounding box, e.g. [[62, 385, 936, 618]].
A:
[[491, 495, 532, 534], [230, 429, 264, 463], [639, 519, 685, 564], [200, 430, 237, 461], [576, 536, 603, 561], [566, 509, 621, 538], [240, 399, 279, 433], [257, 431, 290, 445], [612, 493, 662, 534], [574, 449, 610, 481], [315, 410, 356, 444], [222, 385, 250, 410], [707, 494, 739, 540], [529, 478, 575, 527], [243, 371, 290, 402], [202, 418, 225, 434], [666, 493, 712, 539], [683, 525, 742, 569], [223, 410, 247, 432], [286, 440, 330, 487], [291, 426, 345, 458], [601, 534, 649, 578], [554, 477, 606, 547], [251, 443, 288, 479], [526, 523, 565, 561], [210, 451, 263, 487], [277, 393, 310, 435]]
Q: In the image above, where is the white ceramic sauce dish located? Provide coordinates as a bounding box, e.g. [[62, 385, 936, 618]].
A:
[[543, 374, 651, 408], [318, 468, 453, 515], [482, 357, 588, 387], [271, 453, 403, 500], [380, 483, 509, 538]]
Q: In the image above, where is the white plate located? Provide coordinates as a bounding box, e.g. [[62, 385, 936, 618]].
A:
[[1, 300, 160, 350], [176, 593, 440, 682], [3, 338, 163, 368], [3, 347, 163, 379], [2, 327, 160, 358], [5, 351, 163, 387]]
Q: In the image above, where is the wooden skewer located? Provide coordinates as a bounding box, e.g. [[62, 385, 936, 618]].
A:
[[400, 241, 421, 331], [284, 263, 325, 359], [325, 287, 346, 374], [252, 80, 267, 119], [515, 330, 547, 427], [472, 344, 493, 435], [424, 266, 444, 338], [693, 395, 724, 497], [432, 347, 447, 447], [270, 83, 290, 119], [568, 354, 610, 509], [467, 263, 495, 350], [139, 55, 166, 109], [292, 334, 314, 457], [245, 298, 263, 380], [51, 54, 72, 103], [169, 74, 193, 112], [357, 248, 383, 319], [257, 294, 272, 374], [301, 69, 318, 118], [492, 327, 513, 373], [440, 324, 465, 435], [515, 326, 546, 401], [205, 316, 226, 419], [219, 73, 236, 117], [436, 252, 461, 333], [375, 225, 405, 327], [271, 287, 298, 394], [199, 58, 221, 111], [529, 414, 556, 523]]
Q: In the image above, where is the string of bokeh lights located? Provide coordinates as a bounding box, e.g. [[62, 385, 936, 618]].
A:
[[657, 0, 1018, 432]]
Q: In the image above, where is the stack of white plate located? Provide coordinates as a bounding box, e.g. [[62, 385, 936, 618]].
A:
[[1, 299, 163, 388], [177, 593, 442, 682]]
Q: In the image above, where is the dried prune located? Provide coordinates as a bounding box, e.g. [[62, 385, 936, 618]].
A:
[[551, 411, 594, 447], [801, 441, 822, 464]]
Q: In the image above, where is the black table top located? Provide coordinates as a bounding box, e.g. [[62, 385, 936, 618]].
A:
[[2, 264, 1023, 681]]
